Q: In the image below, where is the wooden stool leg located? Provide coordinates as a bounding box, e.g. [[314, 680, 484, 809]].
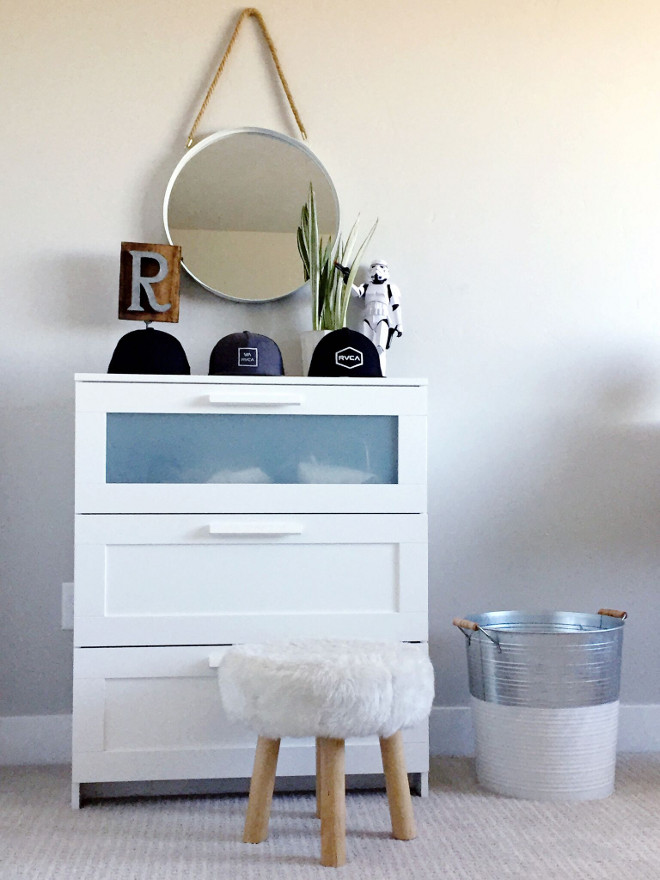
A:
[[243, 736, 280, 844], [380, 731, 417, 840], [317, 737, 346, 867]]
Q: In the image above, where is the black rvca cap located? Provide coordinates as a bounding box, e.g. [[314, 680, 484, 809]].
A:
[[307, 328, 382, 377]]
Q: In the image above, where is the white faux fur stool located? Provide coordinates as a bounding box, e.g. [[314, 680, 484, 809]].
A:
[[217, 639, 434, 868]]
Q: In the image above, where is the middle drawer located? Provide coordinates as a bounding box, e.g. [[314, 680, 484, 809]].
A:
[[75, 513, 428, 647]]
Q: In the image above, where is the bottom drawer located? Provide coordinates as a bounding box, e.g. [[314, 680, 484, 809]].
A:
[[72, 646, 430, 791]]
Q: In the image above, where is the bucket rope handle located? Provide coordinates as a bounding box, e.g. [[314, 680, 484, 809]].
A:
[[598, 608, 627, 619], [452, 617, 502, 652]]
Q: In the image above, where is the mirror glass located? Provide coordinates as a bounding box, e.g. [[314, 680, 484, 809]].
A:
[[163, 128, 339, 302]]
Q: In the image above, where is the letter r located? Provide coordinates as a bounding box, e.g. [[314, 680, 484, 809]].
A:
[[128, 250, 171, 312]]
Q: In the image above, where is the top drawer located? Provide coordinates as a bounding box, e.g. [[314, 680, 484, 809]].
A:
[[75, 376, 427, 514]]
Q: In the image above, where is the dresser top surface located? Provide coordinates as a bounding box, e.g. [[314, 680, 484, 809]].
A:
[[75, 373, 428, 388]]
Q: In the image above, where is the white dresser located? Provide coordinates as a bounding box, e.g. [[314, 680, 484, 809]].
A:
[[72, 374, 428, 807]]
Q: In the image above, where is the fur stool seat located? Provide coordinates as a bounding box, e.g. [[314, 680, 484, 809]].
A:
[[217, 639, 434, 868]]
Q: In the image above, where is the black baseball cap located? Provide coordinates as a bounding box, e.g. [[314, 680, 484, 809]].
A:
[[108, 327, 190, 375], [209, 331, 284, 376], [307, 327, 382, 377]]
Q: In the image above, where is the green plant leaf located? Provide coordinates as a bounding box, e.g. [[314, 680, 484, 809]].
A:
[[308, 185, 320, 329], [341, 217, 360, 265], [297, 184, 376, 331], [338, 218, 378, 328], [297, 225, 310, 281]]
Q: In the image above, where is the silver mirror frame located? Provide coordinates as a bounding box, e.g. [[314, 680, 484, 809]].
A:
[[163, 128, 340, 303]]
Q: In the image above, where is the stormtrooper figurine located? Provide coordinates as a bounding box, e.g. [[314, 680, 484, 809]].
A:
[[351, 259, 402, 374]]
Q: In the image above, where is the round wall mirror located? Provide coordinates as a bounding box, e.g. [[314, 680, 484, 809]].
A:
[[163, 128, 340, 303]]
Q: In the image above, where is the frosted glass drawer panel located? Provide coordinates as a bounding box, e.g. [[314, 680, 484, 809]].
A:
[[106, 413, 397, 485], [74, 513, 428, 646]]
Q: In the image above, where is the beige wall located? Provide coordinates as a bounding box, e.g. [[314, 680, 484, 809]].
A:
[[2, 0, 660, 723]]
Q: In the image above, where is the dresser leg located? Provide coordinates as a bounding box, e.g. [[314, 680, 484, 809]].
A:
[[315, 737, 322, 818], [243, 736, 280, 843], [409, 771, 429, 797]]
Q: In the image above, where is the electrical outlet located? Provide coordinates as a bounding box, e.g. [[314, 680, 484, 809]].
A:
[[61, 582, 74, 630]]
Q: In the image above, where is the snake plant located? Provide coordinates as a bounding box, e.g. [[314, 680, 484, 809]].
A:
[[297, 184, 377, 331]]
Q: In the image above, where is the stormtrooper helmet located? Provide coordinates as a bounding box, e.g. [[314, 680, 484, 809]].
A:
[[369, 260, 390, 284]]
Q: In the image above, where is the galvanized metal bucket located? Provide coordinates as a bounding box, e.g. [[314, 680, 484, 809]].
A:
[[453, 609, 627, 801]]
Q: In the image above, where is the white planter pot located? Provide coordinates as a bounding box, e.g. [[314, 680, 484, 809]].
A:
[[300, 329, 330, 375]]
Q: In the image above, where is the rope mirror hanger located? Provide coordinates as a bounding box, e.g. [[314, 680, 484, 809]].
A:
[[186, 7, 308, 149]]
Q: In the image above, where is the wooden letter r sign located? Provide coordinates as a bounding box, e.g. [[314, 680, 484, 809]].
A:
[[118, 242, 182, 322]]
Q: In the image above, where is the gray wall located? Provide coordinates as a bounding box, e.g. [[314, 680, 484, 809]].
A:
[[2, 0, 660, 727]]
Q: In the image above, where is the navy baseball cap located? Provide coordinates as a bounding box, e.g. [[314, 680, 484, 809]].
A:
[[209, 331, 284, 376], [108, 327, 190, 374], [307, 327, 382, 378]]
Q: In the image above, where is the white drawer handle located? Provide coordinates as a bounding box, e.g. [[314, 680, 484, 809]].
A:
[[209, 522, 304, 536], [206, 392, 303, 407], [209, 654, 223, 668]]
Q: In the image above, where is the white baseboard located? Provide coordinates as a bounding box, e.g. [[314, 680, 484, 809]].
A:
[[2, 706, 659, 766]]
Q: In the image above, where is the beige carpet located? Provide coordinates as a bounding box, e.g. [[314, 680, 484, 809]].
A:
[[1, 757, 659, 879]]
